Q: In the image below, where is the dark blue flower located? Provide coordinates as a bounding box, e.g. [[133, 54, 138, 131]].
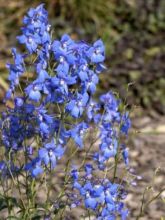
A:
[[71, 169, 79, 181]]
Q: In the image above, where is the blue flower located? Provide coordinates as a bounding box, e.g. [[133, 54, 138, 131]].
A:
[[17, 32, 41, 54], [100, 92, 120, 122], [78, 59, 89, 81], [121, 209, 129, 220], [51, 74, 76, 96], [25, 80, 49, 102], [6, 48, 25, 95], [55, 56, 70, 75], [87, 39, 105, 63], [121, 112, 131, 135], [36, 69, 50, 83], [36, 107, 55, 139], [99, 141, 118, 160], [86, 100, 101, 123], [70, 122, 88, 148], [52, 34, 75, 61], [71, 169, 128, 218], [17, 4, 51, 54], [66, 92, 89, 118], [84, 164, 93, 177], [84, 194, 98, 210], [122, 147, 129, 165], [82, 70, 99, 94], [39, 140, 65, 169], [29, 89, 41, 102], [25, 158, 43, 178], [1, 4, 131, 219], [14, 97, 24, 107], [24, 4, 48, 29], [71, 169, 79, 181]]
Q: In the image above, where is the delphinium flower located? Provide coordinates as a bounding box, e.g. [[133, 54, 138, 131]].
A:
[[17, 4, 51, 54], [38, 139, 65, 169], [66, 92, 89, 118], [25, 157, 43, 178], [70, 165, 129, 220], [1, 98, 36, 151], [6, 48, 25, 98], [0, 4, 132, 219], [69, 122, 89, 148]]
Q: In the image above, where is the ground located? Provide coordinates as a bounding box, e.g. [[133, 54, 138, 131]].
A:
[[127, 113, 165, 219]]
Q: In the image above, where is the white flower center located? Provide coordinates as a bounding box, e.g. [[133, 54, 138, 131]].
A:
[[59, 56, 65, 63], [95, 49, 100, 54], [60, 79, 65, 85], [28, 37, 33, 44]]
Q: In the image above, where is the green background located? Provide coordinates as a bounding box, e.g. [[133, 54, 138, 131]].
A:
[[0, 0, 164, 114]]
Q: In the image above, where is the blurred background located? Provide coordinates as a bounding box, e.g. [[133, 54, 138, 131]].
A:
[[0, 0, 165, 219]]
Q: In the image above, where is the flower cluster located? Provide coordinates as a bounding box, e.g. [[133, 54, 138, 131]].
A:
[[71, 165, 129, 220], [0, 4, 131, 219]]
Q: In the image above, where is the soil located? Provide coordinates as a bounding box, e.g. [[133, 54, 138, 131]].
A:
[[126, 113, 165, 219]]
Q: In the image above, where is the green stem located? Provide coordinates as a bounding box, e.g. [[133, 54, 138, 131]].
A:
[[145, 188, 165, 209], [113, 152, 118, 181]]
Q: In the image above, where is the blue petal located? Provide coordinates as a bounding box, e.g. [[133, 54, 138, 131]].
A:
[[37, 70, 49, 83], [91, 54, 105, 63], [78, 70, 88, 81], [74, 135, 83, 148], [71, 106, 80, 118], [29, 90, 41, 102], [39, 148, 49, 165], [54, 145, 65, 158], [40, 122, 49, 134], [50, 154, 56, 169], [85, 197, 97, 210], [17, 35, 27, 44], [32, 165, 43, 178]]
